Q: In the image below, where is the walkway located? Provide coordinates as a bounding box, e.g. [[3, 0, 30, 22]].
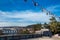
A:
[[21, 37, 60, 40]]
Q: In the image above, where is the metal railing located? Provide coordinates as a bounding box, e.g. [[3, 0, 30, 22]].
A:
[[0, 34, 42, 40]]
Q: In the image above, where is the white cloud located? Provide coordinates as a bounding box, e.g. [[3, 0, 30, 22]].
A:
[[47, 5, 60, 13], [46, 5, 60, 21], [0, 10, 51, 27], [0, 22, 36, 27], [0, 5, 60, 27]]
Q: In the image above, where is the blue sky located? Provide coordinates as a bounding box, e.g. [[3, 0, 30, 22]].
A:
[[0, 0, 60, 26]]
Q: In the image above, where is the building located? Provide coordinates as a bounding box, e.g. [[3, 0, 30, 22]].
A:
[[35, 30, 41, 34], [2, 28, 17, 35]]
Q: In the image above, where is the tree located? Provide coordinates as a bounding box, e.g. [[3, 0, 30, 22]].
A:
[[32, 23, 42, 31], [44, 22, 49, 28], [49, 16, 58, 34], [21, 29, 30, 34], [57, 22, 60, 33]]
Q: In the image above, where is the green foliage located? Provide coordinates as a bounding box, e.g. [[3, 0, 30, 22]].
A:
[[21, 29, 30, 34], [49, 16, 58, 34], [32, 23, 42, 31], [57, 22, 60, 32], [18, 16, 60, 34], [44, 22, 49, 28]]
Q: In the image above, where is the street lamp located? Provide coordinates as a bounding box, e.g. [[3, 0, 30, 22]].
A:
[[24, 0, 27, 2], [24, 0, 39, 6], [32, 0, 39, 6]]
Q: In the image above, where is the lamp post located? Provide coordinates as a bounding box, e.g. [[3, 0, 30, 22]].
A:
[[24, 0, 39, 6]]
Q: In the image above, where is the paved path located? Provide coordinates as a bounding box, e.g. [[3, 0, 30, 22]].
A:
[[21, 37, 60, 40], [39, 37, 53, 40]]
